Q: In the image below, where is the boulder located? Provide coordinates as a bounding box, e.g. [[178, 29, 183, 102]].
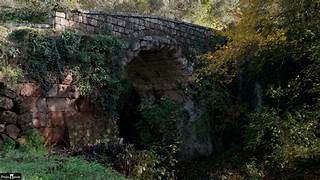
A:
[[18, 113, 33, 132], [5, 124, 20, 139], [0, 111, 18, 124], [0, 88, 17, 99], [0, 96, 14, 110]]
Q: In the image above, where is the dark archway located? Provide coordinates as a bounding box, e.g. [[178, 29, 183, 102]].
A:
[[117, 36, 213, 159], [117, 36, 190, 145]]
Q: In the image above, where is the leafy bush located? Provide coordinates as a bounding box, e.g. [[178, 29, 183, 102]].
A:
[[0, 150, 125, 180], [112, 144, 176, 180], [0, 130, 125, 179], [132, 97, 185, 179], [21, 130, 46, 153], [136, 97, 184, 148], [193, 0, 320, 177], [2, 138, 16, 152], [9, 28, 126, 118]]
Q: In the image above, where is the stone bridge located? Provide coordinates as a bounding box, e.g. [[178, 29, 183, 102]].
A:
[[53, 9, 216, 53], [53, 9, 218, 107], [34, 10, 219, 159]]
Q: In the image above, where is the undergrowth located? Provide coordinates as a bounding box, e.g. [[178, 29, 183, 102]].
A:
[[0, 130, 126, 180]]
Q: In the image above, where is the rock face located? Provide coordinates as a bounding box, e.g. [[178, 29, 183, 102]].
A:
[[0, 83, 32, 150], [18, 73, 118, 148]]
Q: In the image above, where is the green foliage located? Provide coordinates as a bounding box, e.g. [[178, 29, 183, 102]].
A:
[[136, 97, 184, 148], [0, 26, 23, 83], [3, 138, 16, 152], [9, 28, 126, 117], [113, 144, 176, 180], [0, 130, 125, 180], [244, 160, 265, 180], [0, 2, 53, 23], [192, 0, 320, 177], [22, 130, 46, 153], [132, 97, 184, 179], [0, 150, 126, 180]]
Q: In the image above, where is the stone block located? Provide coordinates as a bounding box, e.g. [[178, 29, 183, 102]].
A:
[[106, 16, 112, 23], [68, 20, 75, 27], [55, 12, 65, 18], [60, 18, 69, 26], [47, 112, 65, 128], [36, 98, 48, 112], [89, 19, 98, 26], [40, 127, 69, 147], [18, 113, 32, 132], [0, 124, 5, 132], [62, 73, 73, 85], [73, 14, 83, 22], [19, 83, 42, 97], [32, 111, 49, 128], [117, 19, 126, 27], [47, 84, 77, 98], [0, 88, 17, 99], [82, 16, 88, 24], [118, 27, 124, 33], [47, 98, 77, 112], [0, 97, 13, 110], [86, 25, 95, 32], [0, 111, 18, 124], [5, 124, 20, 139]]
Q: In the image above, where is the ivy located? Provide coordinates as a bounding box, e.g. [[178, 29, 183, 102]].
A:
[[10, 28, 127, 118]]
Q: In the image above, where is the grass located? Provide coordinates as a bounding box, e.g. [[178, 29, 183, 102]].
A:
[[0, 150, 126, 180]]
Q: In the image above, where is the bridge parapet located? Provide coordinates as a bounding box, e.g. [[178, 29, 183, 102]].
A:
[[54, 9, 216, 53]]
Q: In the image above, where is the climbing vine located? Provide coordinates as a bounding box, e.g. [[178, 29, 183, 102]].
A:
[[9, 28, 127, 118]]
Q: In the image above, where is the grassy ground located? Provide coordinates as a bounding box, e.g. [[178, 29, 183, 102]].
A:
[[0, 150, 126, 180]]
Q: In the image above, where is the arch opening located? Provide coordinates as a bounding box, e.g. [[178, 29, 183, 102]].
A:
[[117, 46, 189, 147]]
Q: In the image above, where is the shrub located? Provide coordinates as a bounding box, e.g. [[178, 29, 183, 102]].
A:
[[9, 29, 126, 118]]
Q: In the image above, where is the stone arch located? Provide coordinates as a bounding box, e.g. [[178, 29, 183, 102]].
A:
[[118, 36, 213, 159], [123, 36, 192, 102]]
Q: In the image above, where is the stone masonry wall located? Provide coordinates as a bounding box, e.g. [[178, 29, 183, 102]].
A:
[[16, 73, 117, 148], [54, 9, 216, 52]]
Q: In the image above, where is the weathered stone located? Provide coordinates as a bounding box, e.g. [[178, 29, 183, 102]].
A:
[[47, 112, 65, 128], [49, 10, 217, 158], [0, 97, 14, 110], [47, 98, 77, 112], [0, 124, 5, 132], [40, 127, 69, 147], [62, 74, 73, 85], [89, 19, 98, 26], [0, 111, 18, 124], [19, 83, 42, 97], [32, 112, 48, 128], [56, 12, 65, 18], [15, 101, 29, 114], [74, 98, 94, 112], [18, 113, 32, 130], [65, 111, 117, 146], [36, 98, 48, 112], [0, 88, 17, 99], [5, 124, 20, 139]]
